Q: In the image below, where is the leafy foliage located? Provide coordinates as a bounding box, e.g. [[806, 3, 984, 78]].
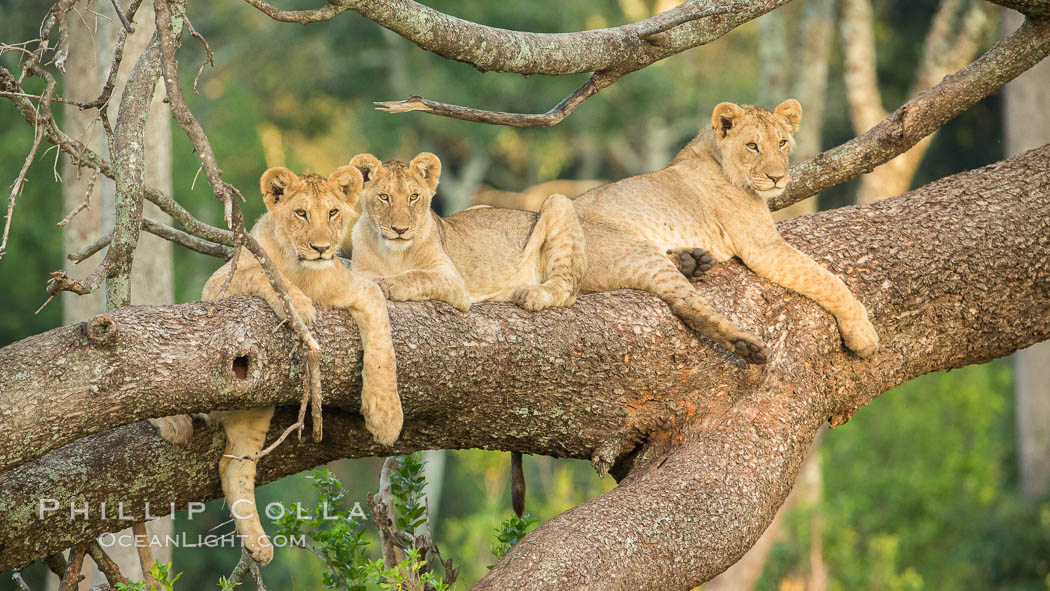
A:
[[271, 468, 372, 590], [392, 452, 429, 536], [490, 514, 539, 563]]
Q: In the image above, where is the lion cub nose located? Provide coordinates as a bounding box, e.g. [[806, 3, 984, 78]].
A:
[[391, 226, 409, 236], [766, 173, 785, 184], [310, 243, 331, 254]]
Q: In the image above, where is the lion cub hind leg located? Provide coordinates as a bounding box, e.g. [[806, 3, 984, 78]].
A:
[[590, 237, 768, 364], [667, 247, 717, 279], [510, 194, 587, 311], [214, 407, 276, 565]]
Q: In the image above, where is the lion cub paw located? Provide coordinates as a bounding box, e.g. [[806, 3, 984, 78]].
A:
[[511, 284, 558, 311], [841, 318, 879, 359], [730, 333, 768, 365], [244, 534, 274, 565], [149, 415, 194, 446], [668, 248, 716, 278], [290, 291, 317, 326]]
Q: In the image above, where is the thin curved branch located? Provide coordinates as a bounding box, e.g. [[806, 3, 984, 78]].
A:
[[67, 218, 233, 264], [374, 72, 621, 128], [770, 17, 1050, 211], [2, 146, 1049, 575]]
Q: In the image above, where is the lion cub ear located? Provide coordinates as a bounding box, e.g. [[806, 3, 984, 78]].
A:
[[774, 99, 803, 134], [349, 153, 383, 183], [711, 102, 745, 138], [328, 165, 365, 204], [409, 152, 441, 192], [260, 167, 296, 211]]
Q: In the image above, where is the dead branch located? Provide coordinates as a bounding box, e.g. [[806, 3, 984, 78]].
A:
[[56, 544, 86, 591], [0, 116, 44, 261], [86, 543, 131, 587], [56, 166, 98, 227], [771, 17, 1050, 211], [375, 72, 622, 128], [131, 523, 158, 590]]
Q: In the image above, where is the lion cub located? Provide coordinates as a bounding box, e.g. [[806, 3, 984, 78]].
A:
[[574, 99, 879, 362], [151, 166, 403, 564], [347, 152, 586, 313]]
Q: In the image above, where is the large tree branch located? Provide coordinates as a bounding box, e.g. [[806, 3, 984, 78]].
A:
[[770, 16, 1050, 211], [246, 0, 788, 76], [2, 145, 1049, 579]]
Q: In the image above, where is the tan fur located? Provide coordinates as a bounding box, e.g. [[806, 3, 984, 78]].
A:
[[472, 179, 606, 211], [574, 99, 878, 362], [152, 166, 403, 564], [348, 152, 586, 312]]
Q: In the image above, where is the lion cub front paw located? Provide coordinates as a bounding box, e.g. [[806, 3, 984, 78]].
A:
[[511, 284, 558, 311], [288, 290, 317, 326], [668, 248, 716, 278], [243, 534, 274, 565], [376, 277, 414, 302], [841, 317, 879, 359]]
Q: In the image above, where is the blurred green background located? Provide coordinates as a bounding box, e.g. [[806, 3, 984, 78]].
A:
[[2, 0, 1048, 589]]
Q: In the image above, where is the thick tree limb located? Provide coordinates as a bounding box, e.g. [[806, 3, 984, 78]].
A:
[[770, 16, 1050, 211], [246, 0, 786, 76], [2, 146, 1049, 580]]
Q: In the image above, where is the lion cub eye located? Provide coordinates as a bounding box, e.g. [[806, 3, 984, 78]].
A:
[[779, 139, 788, 148], [410, 193, 420, 202], [294, 209, 307, 218], [329, 208, 339, 218], [378, 193, 390, 203], [746, 142, 759, 152]]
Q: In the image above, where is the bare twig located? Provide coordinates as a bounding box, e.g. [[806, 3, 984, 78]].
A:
[[11, 571, 32, 591], [226, 549, 253, 586], [132, 522, 158, 590], [375, 72, 622, 128], [0, 116, 45, 261], [69, 217, 233, 263], [87, 542, 131, 587], [109, 0, 134, 33], [57, 166, 98, 227], [57, 544, 87, 591], [177, 5, 214, 94], [249, 560, 267, 590]]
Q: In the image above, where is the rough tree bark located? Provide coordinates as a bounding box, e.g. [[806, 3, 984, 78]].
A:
[[1, 144, 1048, 587], [1003, 9, 1050, 503]]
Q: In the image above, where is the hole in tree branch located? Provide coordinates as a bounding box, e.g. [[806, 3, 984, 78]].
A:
[[232, 355, 249, 380]]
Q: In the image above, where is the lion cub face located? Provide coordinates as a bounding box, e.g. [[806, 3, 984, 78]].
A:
[[350, 152, 441, 250], [710, 99, 802, 199], [260, 166, 364, 268]]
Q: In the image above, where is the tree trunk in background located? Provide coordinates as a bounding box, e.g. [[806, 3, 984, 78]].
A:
[[842, 0, 994, 204], [1002, 8, 1050, 503], [59, 3, 174, 588], [707, 3, 833, 589]]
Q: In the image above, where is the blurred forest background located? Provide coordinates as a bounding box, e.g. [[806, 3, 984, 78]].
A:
[[1, 0, 1048, 589]]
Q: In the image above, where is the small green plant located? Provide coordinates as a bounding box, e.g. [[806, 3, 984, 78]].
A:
[[391, 452, 428, 536], [115, 562, 182, 591], [216, 574, 241, 590], [270, 462, 454, 590], [271, 468, 372, 590], [491, 513, 538, 562]]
